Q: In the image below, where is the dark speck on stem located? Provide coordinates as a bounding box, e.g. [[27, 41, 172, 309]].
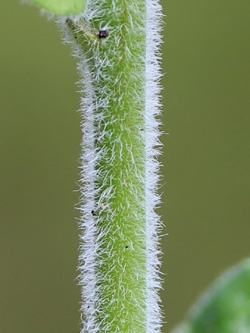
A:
[[98, 30, 109, 39]]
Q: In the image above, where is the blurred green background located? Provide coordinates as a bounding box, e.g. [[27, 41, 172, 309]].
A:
[[0, 0, 249, 332]]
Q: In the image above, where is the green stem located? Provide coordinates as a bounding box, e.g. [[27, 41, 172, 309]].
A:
[[57, 0, 163, 329], [23, 0, 163, 330], [67, 0, 147, 331]]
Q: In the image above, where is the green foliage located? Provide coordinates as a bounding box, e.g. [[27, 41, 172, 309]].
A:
[[173, 259, 250, 333], [29, 0, 85, 16]]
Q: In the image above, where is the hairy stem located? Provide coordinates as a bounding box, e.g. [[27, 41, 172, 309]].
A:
[[59, 0, 162, 331]]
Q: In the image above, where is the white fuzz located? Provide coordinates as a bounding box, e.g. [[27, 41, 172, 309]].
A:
[[145, 0, 164, 332], [58, 0, 163, 330], [58, 17, 100, 331]]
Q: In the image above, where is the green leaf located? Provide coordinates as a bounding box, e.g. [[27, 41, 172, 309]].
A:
[[172, 259, 250, 333], [29, 0, 85, 16]]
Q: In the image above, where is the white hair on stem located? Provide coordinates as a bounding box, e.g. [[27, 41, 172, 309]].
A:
[[145, 0, 164, 331], [58, 0, 164, 330]]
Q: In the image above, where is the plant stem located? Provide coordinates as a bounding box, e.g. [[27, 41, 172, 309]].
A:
[[60, 0, 162, 331]]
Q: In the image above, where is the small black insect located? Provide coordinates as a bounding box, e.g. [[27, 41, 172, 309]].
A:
[[98, 30, 109, 39], [91, 210, 96, 216]]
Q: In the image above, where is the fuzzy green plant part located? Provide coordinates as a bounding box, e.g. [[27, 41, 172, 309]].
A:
[[172, 259, 250, 333], [23, 0, 163, 332], [28, 0, 85, 16]]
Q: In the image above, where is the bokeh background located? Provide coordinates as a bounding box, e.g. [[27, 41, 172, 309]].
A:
[[0, 0, 249, 332]]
